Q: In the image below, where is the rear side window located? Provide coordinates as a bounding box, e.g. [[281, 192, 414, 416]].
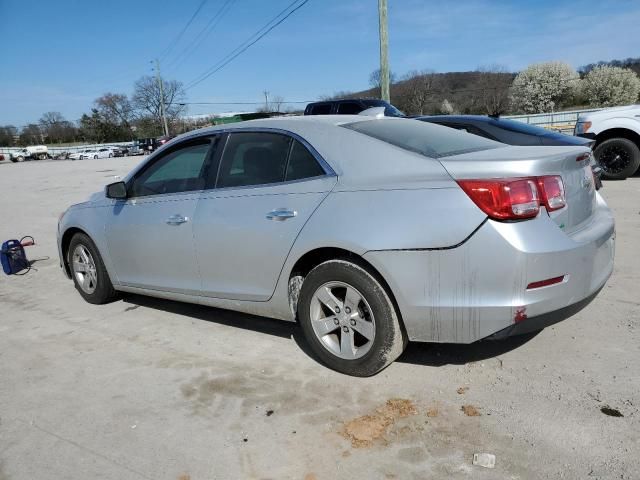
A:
[[217, 132, 291, 188], [309, 103, 332, 115], [336, 102, 363, 114], [285, 140, 325, 181], [343, 119, 502, 158]]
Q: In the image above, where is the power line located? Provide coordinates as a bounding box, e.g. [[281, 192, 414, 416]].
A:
[[184, 0, 311, 91], [165, 0, 237, 72], [159, 0, 208, 61]]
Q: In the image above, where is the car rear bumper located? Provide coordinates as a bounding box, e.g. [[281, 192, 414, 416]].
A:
[[363, 193, 615, 343]]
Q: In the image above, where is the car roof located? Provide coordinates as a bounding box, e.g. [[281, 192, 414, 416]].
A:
[[130, 115, 453, 187]]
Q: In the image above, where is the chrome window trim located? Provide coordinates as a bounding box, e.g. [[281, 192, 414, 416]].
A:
[[186, 126, 336, 177], [123, 126, 336, 200]]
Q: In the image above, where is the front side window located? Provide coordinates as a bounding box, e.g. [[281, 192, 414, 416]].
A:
[[129, 140, 212, 197], [217, 132, 291, 188]]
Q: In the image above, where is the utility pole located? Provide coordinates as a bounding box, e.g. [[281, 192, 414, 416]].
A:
[[154, 58, 170, 137], [263, 90, 270, 112], [378, 0, 390, 102]]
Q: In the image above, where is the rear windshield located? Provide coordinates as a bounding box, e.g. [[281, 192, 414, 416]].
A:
[[343, 119, 502, 158], [489, 118, 550, 135]]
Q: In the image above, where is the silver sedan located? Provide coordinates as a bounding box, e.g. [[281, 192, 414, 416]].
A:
[[57, 116, 615, 376]]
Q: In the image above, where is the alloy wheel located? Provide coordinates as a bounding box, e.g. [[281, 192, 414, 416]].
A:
[[600, 145, 631, 174], [309, 281, 376, 360], [72, 244, 98, 294]]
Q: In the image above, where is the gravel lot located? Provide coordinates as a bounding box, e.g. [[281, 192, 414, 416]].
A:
[[1, 157, 639, 480]]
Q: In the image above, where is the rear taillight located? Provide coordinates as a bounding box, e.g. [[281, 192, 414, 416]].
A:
[[537, 175, 566, 211], [457, 178, 539, 220], [458, 175, 566, 221]]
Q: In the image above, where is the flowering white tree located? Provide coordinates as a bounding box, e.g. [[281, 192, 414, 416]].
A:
[[510, 62, 579, 113], [581, 65, 640, 107], [440, 99, 455, 114]]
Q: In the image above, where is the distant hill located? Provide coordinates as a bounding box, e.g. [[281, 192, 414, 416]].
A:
[[579, 57, 640, 76], [323, 70, 516, 116]]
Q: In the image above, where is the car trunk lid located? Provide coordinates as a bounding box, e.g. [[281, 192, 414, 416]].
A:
[[439, 145, 597, 233]]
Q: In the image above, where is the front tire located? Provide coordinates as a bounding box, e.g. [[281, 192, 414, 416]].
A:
[[297, 260, 406, 376], [15, 155, 24, 162], [68, 233, 117, 304], [594, 138, 640, 180]]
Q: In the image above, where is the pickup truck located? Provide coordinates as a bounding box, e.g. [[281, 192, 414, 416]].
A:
[[575, 105, 640, 179]]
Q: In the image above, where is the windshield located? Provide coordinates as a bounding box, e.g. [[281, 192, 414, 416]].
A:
[[343, 119, 502, 158]]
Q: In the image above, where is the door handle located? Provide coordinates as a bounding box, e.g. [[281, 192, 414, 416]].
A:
[[166, 214, 188, 225], [266, 208, 297, 221]]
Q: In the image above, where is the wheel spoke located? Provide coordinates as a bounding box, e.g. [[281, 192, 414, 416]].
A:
[[340, 328, 355, 357], [73, 261, 88, 273], [82, 274, 91, 291], [352, 320, 374, 340], [313, 316, 340, 337], [344, 286, 361, 313], [79, 247, 90, 264], [315, 286, 342, 313]]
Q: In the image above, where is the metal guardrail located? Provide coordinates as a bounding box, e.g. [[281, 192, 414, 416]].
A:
[[503, 108, 603, 133]]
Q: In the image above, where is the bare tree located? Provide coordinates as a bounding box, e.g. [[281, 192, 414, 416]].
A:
[[19, 124, 43, 145], [132, 76, 186, 133], [397, 70, 438, 115], [270, 95, 285, 113], [476, 65, 514, 116], [95, 93, 134, 129], [0, 125, 18, 146], [39, 112, 77, 143], [369, 68, 397, 89]]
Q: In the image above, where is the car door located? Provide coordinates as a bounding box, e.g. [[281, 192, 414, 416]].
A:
[[193, 131, 336, 301], [105, 136, 218, 294]]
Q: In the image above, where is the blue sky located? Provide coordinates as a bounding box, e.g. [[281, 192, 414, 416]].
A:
[[1, 0, 639, 126]]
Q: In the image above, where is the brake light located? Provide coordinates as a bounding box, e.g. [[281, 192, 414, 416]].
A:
[[458, 175, 566, 221], [537, 175, 566, 211], [576, 152, 590, 162], [457, 178, 539, 220]]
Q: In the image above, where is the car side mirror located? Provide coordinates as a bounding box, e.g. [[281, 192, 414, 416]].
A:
[[105, 181, 127, 199]]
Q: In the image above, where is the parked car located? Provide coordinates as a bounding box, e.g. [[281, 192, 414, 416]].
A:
[[111, 146, 129, 157], [57, 116, 614, 376], [69, 149, 96, 160], [304, 98, 404, 117], [575, 105, 640, 180], [0, 154, 5, 162], [96, 147, 114, 158], [9, 145, 49, 162], [418, 115, 602, 189]]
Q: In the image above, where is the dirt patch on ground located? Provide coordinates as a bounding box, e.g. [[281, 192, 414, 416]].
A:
[[461, 404, 481, 416], [341, 399, 417, 448], [456, 386, 469, 394], [426, 406, 439, 417]]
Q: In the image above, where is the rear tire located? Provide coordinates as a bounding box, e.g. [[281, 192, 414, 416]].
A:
[[594, 138, 640, 180], [68, 233, 118, 304], [297, 259, 406, 376]]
